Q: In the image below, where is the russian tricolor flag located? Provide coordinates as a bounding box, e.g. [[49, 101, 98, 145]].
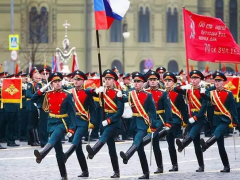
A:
[[93, 0, 130, 30]]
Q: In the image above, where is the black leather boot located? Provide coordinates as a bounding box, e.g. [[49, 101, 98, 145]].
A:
[[78, 171, 89, 177], [120, 144, 138, 164], [196, 151, 204, 172], [154, 165, 163, 174], [57, 158, 68, 180], [110, 155, 120, 178], [142, 134, 151, 146], [220, 165, 230, 172], [64, 144, 76, 162], [200, 136, 217, 152], [169, 148, 178, 172], [158, 129, 168, 139], [0, 144, 7, 149], [176, 136, 192, 152], [138, 173, 149, 179], [34, 143, 53, 163], [29, 129, 39, 146], [34, 129, 40, 145], [86, 141, 104, 159]]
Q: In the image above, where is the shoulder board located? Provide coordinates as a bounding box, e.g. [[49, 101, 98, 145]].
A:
[[144, 88, 151, 91], [38, 81, 42, 83], [113, 88, 120, 92], [46, 90, 54, 93], [159, 89, 166, 92]]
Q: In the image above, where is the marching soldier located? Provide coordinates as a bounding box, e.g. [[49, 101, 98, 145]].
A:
[[163, 72, 188, 171], [35, 68, 51, 147], [141, 70, 172, 174], [32, 72, 76, 180], [64, 70, 97, 177], [175, 70, 207, 172], [121, 73, 134, 140], [200, 71, 238, 172], [86, 69, 124, 178], [26, 68, 40, 146], [120, 72, 157, 179], [156, 67, 166, 89]]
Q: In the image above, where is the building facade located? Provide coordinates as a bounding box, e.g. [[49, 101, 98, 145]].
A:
[[0, 0, 239, 74]]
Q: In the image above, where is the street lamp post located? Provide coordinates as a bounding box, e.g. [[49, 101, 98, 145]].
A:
[[122, 20, 130, 73]]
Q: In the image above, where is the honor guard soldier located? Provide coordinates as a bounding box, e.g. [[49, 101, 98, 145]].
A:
[[16, 72, 29, 142], [163, 72, 188, 171], [35, 68, 51, 147], [120, 72, 157, 179], [141, 70, 172, 174], [64, 70, 97, 178], [201, 71, 238, 172], [2, 74, 20, 147], [156, 67, 166, 89], [121, 73, 134, 140], [175, 70, 207, 172], [86, 69, 124, 178], [32, 72, 76, 180], [26, 68, 40, 146]]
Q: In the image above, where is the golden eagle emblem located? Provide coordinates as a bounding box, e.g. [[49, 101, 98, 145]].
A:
[[5, 84, 19, 96], [224, 81, 236, 91]]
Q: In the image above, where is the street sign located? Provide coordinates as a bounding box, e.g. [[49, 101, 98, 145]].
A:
[[144, 59, 154, 69], [11, 50, 18, 61], [9, 34, 19, 50]]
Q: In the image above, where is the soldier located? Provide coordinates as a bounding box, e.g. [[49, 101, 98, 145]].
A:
[[35, 68, 51, 147], [86, 69, 124, 178], [141, 70, 172, 174], [175, 70, 207, 172], [156, 67, 166, 89], [26, 68, 40, 146], [163, 72, 188, 171], [2, 74, 20, 147], [32, 72, 76, 180], [120, 72, 157, 179], [0, 72, 7, 149], [64, 70, 97, 177], [200, 71, 238, 172], [121, 73, 134, 140]]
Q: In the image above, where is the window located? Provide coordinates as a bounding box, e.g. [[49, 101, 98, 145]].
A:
[[167, 60, 178, 72], [110, 20, 122, 42], [138, 7, 150, 42], [229, 0, 238, 43], [215, 0, 224, 21], [167, 8, 178, 43], [111, 60, 123, 73], [29, 6, 49, 43], [139, 60, 145, 73]]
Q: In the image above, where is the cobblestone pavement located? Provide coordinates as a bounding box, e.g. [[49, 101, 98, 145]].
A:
[[0, 136, 240, 180]]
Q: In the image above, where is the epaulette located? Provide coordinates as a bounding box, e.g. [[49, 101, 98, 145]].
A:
[[144, 87, 151, 91], [159, 89, 166, 92], [63, 89, 71, 94], [46, 89, 54, 93]]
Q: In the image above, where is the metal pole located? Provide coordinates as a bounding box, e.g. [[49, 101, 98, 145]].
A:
[[122, 34, 125, 73], [11, 0, 14, 74]]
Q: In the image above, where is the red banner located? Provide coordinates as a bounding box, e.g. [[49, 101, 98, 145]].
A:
[[1, 78, 22, 108], [84, 79, 101, 89], [223, 76, 240, 100], [183, 8, 240, 63]]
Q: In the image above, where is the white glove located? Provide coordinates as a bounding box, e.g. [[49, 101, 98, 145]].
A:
[[102, 120, 108, 127], [66, 132, 73, 138], [22, 83, 27, 90], [180, 84, 191, 90], [200, 88, 206, 94], [189, 117, 195, 124], [95, 86, 104, 94], [199, 80, 206, 88], [0, 83, 2, 87], [40, 82, 51, 92], [163, 126, 170, 131], [117, 90, 122, 97]]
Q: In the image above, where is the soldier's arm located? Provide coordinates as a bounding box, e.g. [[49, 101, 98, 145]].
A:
[[174, 86, 187, 95], [26, 83, 34, 98], [85, 88, 99, 97], [227, 92, 238, 125], [163, 92, 172, 124], [66, 93, 76, 130], [106, 97, 124, 124], [31, 89, 45, 102]]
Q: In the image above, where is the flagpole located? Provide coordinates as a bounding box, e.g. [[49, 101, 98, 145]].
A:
[[96, 30, 105, 121], [183, 7, 192, 118]]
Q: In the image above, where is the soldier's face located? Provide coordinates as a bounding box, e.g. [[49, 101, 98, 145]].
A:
[[22, 77, 27, 83], [41, 72, 49, 80], [159, 72, 164, 80], [74, 78, 84, 87], [52, 80, 62, 90], [191, 77, 201, 86], [134, 80, 144, 90], [123, 78, 131, 85], [164, 79, 174, 88], [214, 79, 224, 89], [105, 77, 114, 87], [148, 78, 158, 87]]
